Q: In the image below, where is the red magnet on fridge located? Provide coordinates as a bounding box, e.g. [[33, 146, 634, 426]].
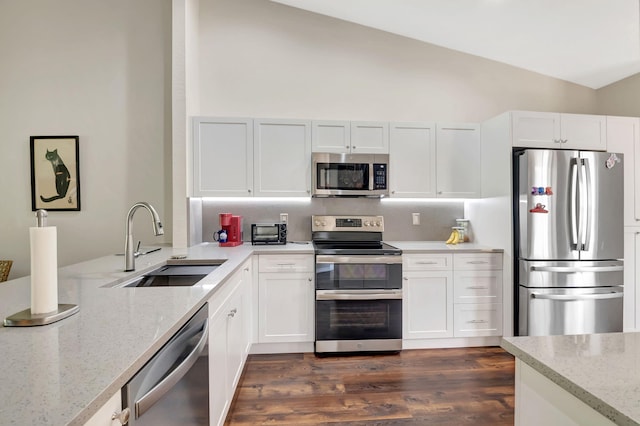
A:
[[529, 203, 548, 213]]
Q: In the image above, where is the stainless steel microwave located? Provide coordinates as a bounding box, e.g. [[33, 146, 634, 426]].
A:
[[312, 152, 389, 197]]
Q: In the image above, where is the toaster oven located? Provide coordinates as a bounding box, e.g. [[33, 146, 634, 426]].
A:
[[251, 223, 287, 245]]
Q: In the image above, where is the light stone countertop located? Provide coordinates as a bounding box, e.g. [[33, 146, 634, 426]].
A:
[[0, 242, 313, 426], [387, 241, 504, 253], [0, 239, 496, 425], [502, 333, 640, 426]]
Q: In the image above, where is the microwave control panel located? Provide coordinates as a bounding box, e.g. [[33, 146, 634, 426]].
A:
[[373, 164, 387, 189]]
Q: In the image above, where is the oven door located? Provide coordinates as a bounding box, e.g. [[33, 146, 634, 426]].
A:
[[315, 290, 402, 353], [315, 255, 402, 290]]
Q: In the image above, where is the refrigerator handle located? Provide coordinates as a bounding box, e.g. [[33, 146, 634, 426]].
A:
[[530, 265, 623, 273], [531, 291, 622, 301], [569, 158, 579, 250], [580, 158, 591, 252]]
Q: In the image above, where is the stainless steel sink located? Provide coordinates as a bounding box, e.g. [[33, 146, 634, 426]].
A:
[[115, 264, 222, 288]]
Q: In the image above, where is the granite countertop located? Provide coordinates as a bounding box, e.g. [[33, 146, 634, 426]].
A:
[[0, 242, 313, 426], [387, 241, 504, 253], [502, 333, 640, 426]]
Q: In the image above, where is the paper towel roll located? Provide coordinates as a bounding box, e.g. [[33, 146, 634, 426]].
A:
[[30, 226, 58, 314]]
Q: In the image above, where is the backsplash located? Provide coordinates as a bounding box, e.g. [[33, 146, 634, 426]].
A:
[[195, 198, 464, 243]]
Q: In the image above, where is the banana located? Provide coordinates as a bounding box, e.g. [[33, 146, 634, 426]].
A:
[[446, 229, 459, 245]]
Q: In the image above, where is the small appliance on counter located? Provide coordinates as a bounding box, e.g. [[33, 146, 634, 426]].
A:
[[251, 223, 287, 245], [215, 213, 243, 247]]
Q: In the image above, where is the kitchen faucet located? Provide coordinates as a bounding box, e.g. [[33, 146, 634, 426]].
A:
[[124, 202, 164, 272]]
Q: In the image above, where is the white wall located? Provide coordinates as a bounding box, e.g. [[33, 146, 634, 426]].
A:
[[196, 0, 598, 122], [0, 1, 172, 278]]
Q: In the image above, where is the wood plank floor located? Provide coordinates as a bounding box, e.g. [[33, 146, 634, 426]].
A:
[[225, 347, 515, 425]]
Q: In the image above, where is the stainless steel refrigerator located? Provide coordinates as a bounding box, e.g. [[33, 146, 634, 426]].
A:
[[513, 149, 624, 336]]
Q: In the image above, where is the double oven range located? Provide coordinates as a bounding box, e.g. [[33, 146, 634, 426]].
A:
[[312, 215, 403, 354]]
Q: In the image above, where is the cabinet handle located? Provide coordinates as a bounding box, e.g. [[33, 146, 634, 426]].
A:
[[467, 261, 489, 264], [562, 139, 568, 144], [467, 319, 488, 324], [248, 189, 252, 193], [112, 408, 131, 425], [244, 267, 250, 272], [553, 139, 562, 144], [308, 278, 313, 282], [467, 286, 488, 290], [403, 277, 408, 280], [228, 308, 237, 318], [416, 261, 439, 265], [276, 263, 295, 266]]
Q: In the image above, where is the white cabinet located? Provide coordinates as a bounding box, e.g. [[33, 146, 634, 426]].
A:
[[623, 228, 640, 331], [192, 117, 253, 197], [209, 262, 251, 426], [606, 116, 640, 227], [452, 253, 503, 337], [83, 390, 122, 426], [312, 120, 389, 153], [258, 254, 315, 343], [514, 359, 615, 426], [435, 123, 481, 198], [254, 119, 311, 197], [389, 122, 437, 198], [403, 254, 454, 339], [511, 111, 606, 150]]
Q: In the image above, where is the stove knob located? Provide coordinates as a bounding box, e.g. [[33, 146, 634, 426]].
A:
[[364, 221, 370, 227], [376, 221, 381, 227], [322, 221, 327, 226], [314, 220, 320, 226]]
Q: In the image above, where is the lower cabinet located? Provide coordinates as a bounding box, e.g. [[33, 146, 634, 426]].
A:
[[623, 228, 640, 331], [514, 359, 615, 426], [82, 390, 122, 426], [257, 254, 315, 343], [209, 259, 251, 426], [403, 252, 503, 342]]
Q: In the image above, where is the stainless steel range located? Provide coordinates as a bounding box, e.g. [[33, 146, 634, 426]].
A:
[[312, 215, 403, 354]]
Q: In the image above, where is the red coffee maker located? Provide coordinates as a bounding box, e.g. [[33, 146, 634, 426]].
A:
[[218, 213, 243, 247]]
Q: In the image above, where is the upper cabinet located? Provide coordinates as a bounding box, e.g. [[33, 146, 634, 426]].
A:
[[511, 111, 606, 150], [389, 122, 437, 198], [254, 119, 311, 197], [312, 120, 389, 154], [435, 123, 481, 198], [192, 117, 253, 197], [606, 116, 640, 227]]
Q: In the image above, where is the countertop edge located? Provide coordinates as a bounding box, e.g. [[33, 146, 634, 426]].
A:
[[500, 338, 636, 426]]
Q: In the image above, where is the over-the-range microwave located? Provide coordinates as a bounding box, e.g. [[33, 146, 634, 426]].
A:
[[311, 152, 389, 197]]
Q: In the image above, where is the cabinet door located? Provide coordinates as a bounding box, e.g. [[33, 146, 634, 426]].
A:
[[209, 304, 230, 426], [389, 122, 436, 197], [259, 272, 314, 343], [192, 117, 253, 197], [226, 286, 245, 391], [254, 119, 311, 197], [623, 228, 640, 331], [83, 390, 121, 426], [350, 121, 389, 153], [436, 123, 481, 198], [560, 113, 606, 151], [607, 116, 640, 226], [311, 120, 350, 153], [511, 111, 561, 148], [403, 270, 454, 339]]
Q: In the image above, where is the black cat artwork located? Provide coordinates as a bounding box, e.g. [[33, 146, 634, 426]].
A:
[[40, 149, 71, 203]]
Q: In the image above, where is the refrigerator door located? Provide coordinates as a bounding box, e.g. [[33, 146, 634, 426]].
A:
[[519, 260, 624, 288], [518, 286, 623, 336], [578, 151, 623, 260], [517, 149, 579, 260]]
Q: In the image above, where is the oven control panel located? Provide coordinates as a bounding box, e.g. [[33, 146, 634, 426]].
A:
[[312, 215, 384, 232]]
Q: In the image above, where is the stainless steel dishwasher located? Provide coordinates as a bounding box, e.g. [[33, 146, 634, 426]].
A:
[[122, 303, 209, 425]]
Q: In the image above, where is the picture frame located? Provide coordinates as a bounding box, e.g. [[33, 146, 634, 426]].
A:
[[30, 135, 81, 211]]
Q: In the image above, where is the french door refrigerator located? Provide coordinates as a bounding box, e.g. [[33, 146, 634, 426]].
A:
[[513, 149, 624, 336]]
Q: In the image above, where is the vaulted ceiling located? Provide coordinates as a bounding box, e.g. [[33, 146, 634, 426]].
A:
[[270, 0, 640, 89]]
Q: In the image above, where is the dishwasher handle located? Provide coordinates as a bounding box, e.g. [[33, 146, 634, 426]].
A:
[[134, 318, 209, 418]]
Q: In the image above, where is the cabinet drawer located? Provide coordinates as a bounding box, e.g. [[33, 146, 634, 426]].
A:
[[454, 270, 503, 304], [403, 254, 452, 271], [258, 255, 314, 273], [454, 303, 502, 337], [453, 253, 502, 270]]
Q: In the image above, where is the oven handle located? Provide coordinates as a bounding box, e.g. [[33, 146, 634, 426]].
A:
[[316, 289, 403, 300], [315, 255, 402, 264]]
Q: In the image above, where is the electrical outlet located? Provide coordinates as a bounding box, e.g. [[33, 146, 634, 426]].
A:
[[412, 213, 420, 225], [280, 213, 288, 223]]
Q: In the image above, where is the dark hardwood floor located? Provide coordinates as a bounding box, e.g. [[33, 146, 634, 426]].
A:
[[225, 347, 515, 425]]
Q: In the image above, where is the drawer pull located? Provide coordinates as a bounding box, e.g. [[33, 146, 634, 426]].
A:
[[467, 319, 488, 324], [468, 261, 489, 264], [416, 261, 439, 265], [276, 263, 295, 266], [467, 286, 488, 290]]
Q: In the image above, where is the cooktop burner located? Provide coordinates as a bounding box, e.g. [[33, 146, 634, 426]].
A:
[[311, 215, 402, 256]]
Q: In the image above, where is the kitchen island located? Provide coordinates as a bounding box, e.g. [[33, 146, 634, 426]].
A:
[[502, 333, 640, 426]]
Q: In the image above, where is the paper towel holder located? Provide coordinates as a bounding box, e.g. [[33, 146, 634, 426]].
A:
[[3, 210, 79, 327]]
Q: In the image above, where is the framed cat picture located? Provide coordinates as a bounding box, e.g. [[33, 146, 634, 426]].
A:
[[30, 135, 81, 211]]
